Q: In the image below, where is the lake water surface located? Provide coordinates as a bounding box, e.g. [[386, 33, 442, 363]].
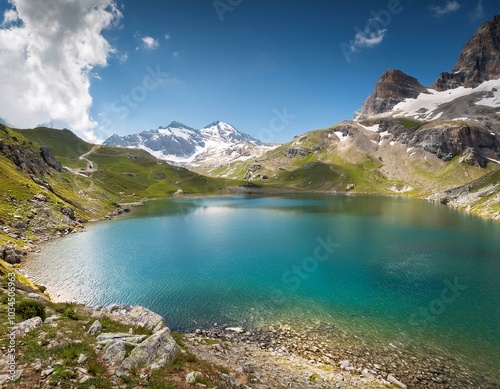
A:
[[23, 195, 500, 384]]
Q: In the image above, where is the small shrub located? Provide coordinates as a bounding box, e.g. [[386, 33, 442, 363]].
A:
[[15, 299, 46, 321], [56, 303, 79, 320], [87, 359, 105, 376], [63, 306, 79, 320]]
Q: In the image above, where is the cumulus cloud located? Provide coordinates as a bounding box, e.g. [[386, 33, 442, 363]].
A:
[[2, 8, 18, 26], [0, 0, 121, 142], [430, 1, 461, 17], [164, 32, 171, 41], [142, 36, 159, 50]]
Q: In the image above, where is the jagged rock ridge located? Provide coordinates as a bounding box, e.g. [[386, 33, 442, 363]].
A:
[[357, 69, 428, 118], [432, 14, 500, 91]]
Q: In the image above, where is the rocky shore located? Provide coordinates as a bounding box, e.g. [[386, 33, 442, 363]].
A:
[[184, 322, 498, 389]]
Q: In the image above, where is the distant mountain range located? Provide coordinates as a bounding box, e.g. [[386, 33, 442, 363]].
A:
[[103, 121, 275, 173]]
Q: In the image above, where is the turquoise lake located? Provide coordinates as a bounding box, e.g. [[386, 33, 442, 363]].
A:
[[23, 195, 500, 382]]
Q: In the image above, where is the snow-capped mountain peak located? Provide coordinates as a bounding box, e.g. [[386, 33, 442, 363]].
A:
[[201, 121, 261, 145], [103, 121, 275, 170]]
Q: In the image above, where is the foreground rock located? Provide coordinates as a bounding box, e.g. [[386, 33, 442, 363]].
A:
[[93, 304, 166, 332], [115, 327, 178, 377], [13, 316, 43, 337]]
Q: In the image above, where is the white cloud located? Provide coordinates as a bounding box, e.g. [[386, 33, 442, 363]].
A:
[[172, 51, 179, 58], [2, 8, 18, 26], [470, 0, 484, 21], [0, 0, 121, 142], [354, 28, 387, 48], [118, 52, 129, 64], [430, 1, 461, 17], [142, 36, 159, 50], [164, 32, 171, 41]]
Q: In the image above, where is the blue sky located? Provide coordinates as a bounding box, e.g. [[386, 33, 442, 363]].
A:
[[0, 0, 498, 143]]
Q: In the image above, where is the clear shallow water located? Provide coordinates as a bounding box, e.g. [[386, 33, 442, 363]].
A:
[[24, 195, 500, 375]]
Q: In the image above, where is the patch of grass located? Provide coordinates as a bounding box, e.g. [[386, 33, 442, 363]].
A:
[[170, 331, 185, 348], [396, 118, 425, 131], [87, 359, 105, 376], [55, 303, 80, 320], [96, 315, 153, 336], [52, 364, 76, 380], [58, 342, 86, 364]]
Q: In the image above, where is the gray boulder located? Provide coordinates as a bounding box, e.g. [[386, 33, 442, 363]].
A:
[[4, 246, 21, 264], [13, 316, 43, 337], [27, 293, 45, 301], [96, 332, 146, 346], [100, 305, 166, 332], [116, 327, 178, 377], [102, 341, 127, 366], [186, 371, 203, 384], [87, 320, 102, 335]]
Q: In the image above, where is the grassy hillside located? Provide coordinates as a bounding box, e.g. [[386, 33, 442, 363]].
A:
[[214, 120, 499, 197], [89, 146, 239, 200], [0, 125, 117, 247], [16, 127, 93, 169]]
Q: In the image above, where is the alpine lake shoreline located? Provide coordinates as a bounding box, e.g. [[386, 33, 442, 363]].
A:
[[1, 191, 499, 389]]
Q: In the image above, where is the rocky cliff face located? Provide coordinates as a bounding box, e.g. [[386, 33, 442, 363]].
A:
[[432, 14, 500, 91], [0, 124, 62, 176], [357, 70, 428, 118], [378, 120, 500, 167]]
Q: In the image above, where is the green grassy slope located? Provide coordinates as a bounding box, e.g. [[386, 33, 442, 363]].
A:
[[16, 127, 93, 169], [89, 146, 239, 200]]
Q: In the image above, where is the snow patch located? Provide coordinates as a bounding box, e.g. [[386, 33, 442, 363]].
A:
[[334, 131, 349, 142], [388, 79, 500, 120], [359, 123, 380, 132], [476, 87, 500, 108]]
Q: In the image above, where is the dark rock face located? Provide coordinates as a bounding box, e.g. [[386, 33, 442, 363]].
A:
[[3, 245, 21, 264], [358, 70, 428, 117], [0, 126, 64, 175], [61, 207, 76, 220], [40, 147, 63, 171], [432, 14, 500, 91], [379, 120, 500, 167], [407, 123, 500, 166], [284, 147, 312, 158]]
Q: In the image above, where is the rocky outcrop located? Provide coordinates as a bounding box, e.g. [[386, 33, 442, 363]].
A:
[[406, 122, 500, 166], [13, 316, 43, 337], [378, 120, 500, 167], [0, 125, 64, 177], [115, 327, 179, 377], [284, 147, 312, 158], [2, 245, 22, 264], [432, 14, 500, 91], [40, 146, 63, 171], [102, 341, 127, 367], [357, 70, 428, 118], [96, 332, 147, 346], [95, 304, 166, 332]]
